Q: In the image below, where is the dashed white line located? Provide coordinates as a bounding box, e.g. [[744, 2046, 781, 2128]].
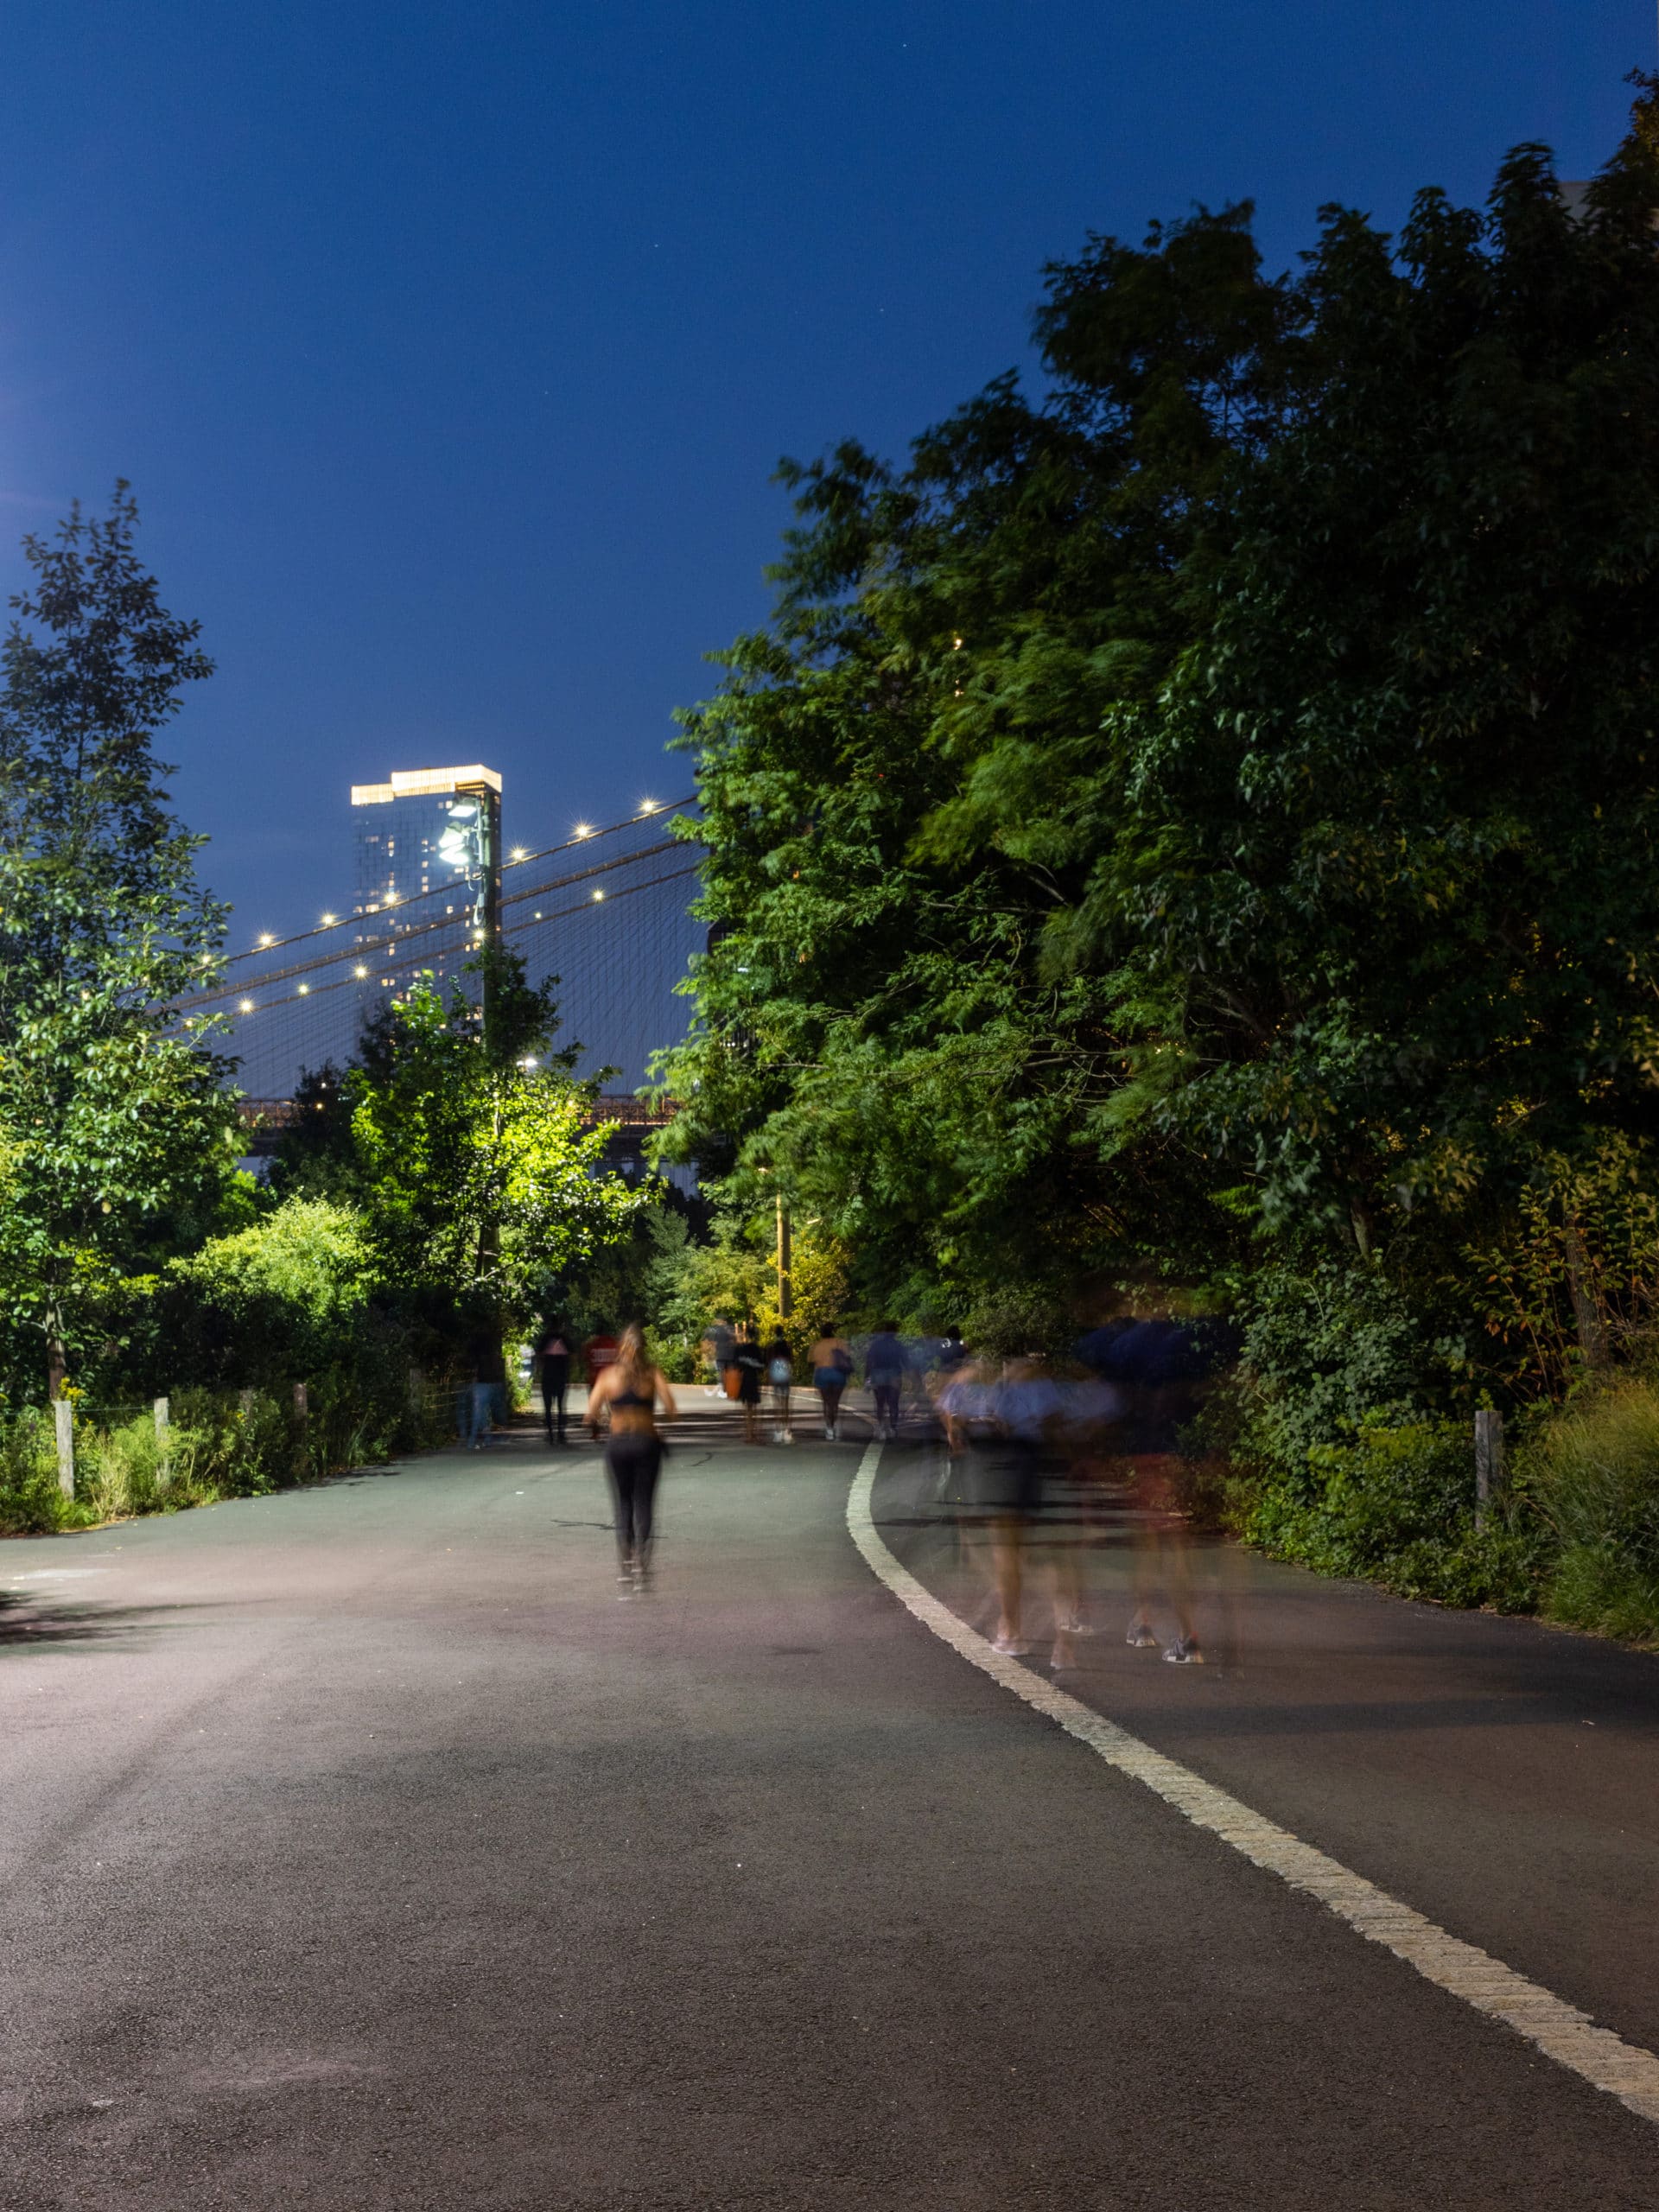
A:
[[848, 1443, 1659, 2129]]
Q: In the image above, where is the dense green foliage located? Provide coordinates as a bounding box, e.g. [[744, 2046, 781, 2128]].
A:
[[656, 86, 1659, 1631]]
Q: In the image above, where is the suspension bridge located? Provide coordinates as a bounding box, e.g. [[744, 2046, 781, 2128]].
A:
[[171, 795, 705, 1128]]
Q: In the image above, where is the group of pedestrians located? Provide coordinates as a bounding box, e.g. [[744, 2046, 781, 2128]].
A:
[[494, 1302, 1217, 1652], [934, 1319, 1223, 1668], [696, 1318, 971, 1445]]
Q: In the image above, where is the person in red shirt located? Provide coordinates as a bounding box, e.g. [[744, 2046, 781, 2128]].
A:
[[582, 1329, 620, 1398]]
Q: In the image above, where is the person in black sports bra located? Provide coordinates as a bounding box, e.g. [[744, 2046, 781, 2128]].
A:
[[585, 1323, 677, 1594]]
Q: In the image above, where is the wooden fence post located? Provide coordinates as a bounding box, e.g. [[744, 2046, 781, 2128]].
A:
[[1475, 1408, 1504, 1529], [154, 1395, 170, 1489], [54, 1398, 74, 1497]]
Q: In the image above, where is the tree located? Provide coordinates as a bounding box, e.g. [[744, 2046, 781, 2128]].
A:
[[0, 486, 238, 1398], [344, 955, 646, 1316]]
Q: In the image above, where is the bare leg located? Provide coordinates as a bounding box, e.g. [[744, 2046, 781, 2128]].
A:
[[991, 1516, 1025, 1648]]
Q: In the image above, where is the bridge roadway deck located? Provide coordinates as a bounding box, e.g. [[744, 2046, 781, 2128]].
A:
[[2, 1400, 1656, 2208]]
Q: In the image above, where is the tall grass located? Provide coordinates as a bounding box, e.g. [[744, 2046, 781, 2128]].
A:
[[0, 1373, 460, 1538], [1529, 1382, 1659, 1645]]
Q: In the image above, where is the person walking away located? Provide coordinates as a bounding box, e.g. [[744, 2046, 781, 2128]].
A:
[[582, 1327, 619, 1430], [535, 1317, 572, 1446], [586, 1324, 677, 1594], [810, 1326, 854, 1440], [762, 1330, 795, 1443], [461, 1327, 505, 1451], [733, 1324, 766, 1444], [933, 1325, 968, 1378], [702, 1315, 737, 1399], [866, 1321, 906, 1440]]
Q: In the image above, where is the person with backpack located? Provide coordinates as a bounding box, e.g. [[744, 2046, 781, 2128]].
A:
[[762, 1330, 795, 1444], [865, 1321, 906, 1440]]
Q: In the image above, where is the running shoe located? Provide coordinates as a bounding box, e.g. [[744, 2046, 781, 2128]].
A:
[[1164, 1635, 1205, 1665], [1126, 1621, 1159, 1648], [991, 1633, 1033, 1656]]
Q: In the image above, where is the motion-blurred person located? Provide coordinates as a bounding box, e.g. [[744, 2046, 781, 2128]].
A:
[[936, 1350, 998, 1509], [586, 1324, 677, 1594], [866, 1321, 906, 1440], [984, 1357, 1078, 1663], [809, 1325, 854, 1440], [1109, 1316, 1206, 1663], [733, 1323, 766, 1443], [763, 1330, 796, 1443], [534, 1316, 572, 1446]]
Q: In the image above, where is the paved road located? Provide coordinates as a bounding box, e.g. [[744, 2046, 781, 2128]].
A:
[[3, 1402, 1657, 2209]]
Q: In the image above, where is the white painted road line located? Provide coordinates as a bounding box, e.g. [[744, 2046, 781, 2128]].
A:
[[848, 1444, 1659, 2130]]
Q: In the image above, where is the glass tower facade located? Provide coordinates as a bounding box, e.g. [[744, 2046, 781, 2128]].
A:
[[349, 764, 501, 1004]]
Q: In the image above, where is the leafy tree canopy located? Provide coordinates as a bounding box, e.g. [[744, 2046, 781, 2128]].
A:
[[0, 486, 238, 1395], [660, 82, 1659, 1380]]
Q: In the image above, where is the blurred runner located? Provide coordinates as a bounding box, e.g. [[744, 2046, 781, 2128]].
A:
[[586, 1324, 677, 1595], [534, 1315, 572, 1446], [866, 1320, 906, 1440], [809, 1325, 854, 1440], [983, 1357, 1074, 1662], [733, 1323, 766, 1444], [1109, 1317, 1205, 1663], [763, 1329, 796, 1443]]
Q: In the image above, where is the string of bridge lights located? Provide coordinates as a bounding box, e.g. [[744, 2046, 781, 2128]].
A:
[[175, 798, 699, 1027], [211, 864, 700, 1020], [229, 797, 693, 963]]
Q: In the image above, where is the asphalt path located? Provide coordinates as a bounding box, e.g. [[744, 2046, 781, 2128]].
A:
[[2, 1397, 1657, 2209]]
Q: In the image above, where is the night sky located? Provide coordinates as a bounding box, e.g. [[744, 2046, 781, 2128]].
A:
[[0, 3, 1649, 945]]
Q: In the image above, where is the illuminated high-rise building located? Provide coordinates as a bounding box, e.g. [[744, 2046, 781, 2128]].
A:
[[351, 764, 501, 910], [349, 764, 502, 1001]]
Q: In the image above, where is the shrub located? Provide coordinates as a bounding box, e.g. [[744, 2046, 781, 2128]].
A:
[[1243, 1416, 1545, 1611], [0, 1411, 68, 1534], [1529, 1382, 1659, 1643]]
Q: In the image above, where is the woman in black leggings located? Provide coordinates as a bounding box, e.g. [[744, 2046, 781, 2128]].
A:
[[586, 1324, 677, 1595]]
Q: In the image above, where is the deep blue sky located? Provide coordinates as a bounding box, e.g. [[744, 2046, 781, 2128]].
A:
[[0, 3, 1650, 944]]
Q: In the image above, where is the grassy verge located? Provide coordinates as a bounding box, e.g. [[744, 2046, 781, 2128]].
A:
[[0, 1375, 461, 1537]]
